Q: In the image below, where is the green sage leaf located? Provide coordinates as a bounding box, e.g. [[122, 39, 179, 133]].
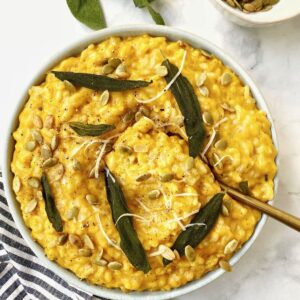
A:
[[69, 122, 115, 136], [52, 71, 151, 91], [66, 0, 106, 30], [133, 0, 165, 25], [41, 173, 63, 232], [162, 59, 206, 157], [104, 168, 151, 273], [163, 193, 224, 265]]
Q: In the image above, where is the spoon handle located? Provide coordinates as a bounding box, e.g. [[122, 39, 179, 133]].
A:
[[220, 183, 300, 232]]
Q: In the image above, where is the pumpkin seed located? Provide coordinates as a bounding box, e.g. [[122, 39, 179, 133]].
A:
[[79, 248, 92, 257], [139, 106, 150, 117], [51, 135, 59, 151], [24, 199, 38, 213], [122, 111, 134, 123], [86, 194, 99, 205], [13, 176, 21, 193], [64, 80, 76, 92], [108, 57, 122, 69], [31, 129, 43, 144], [226, 0, 236, 7], [215, 139, 228, 150], [184, 245, 196, 262], [83, 234, 95, 250], [220, 72, 232, 86], [219, 259, 232, 272], [67, 206, 79, 220], [42, 158, 58, 168], [100, 90, 110, 106], [224, 239, 238, 255], [47, 163, 65, 182], [118, 144, 133, 154], [135, 111, 143, 122], [28, 177, 40, 189], [69, 234, 83, 248], [33, 115, 43, 129], [25, 140, 37, 152], [199, 86, 209, 97], [57, 233, 68, 245], [41, 144, 52, 160], [159, 245, 175, 261], [148, 189, 161, 200], [160, 173, 174, 182], [244, 0, 263, 12], [108, 261, 123, 270], [202, 112, 214, 125], [201, 50, 212, 58], [222, 204, 229, 217], [71, 158, 81, 170], [95, 248, 104, 261], [115, 63, 129, 79], [221, 102, 235, 113], [95, 258, 107, 266], [212, 153, 223, 168], [44, 115, 54, 129], [136, 173, 151, 182], [185, 157, 195, 171], [102, 64, 115, 75], [196, 72, 207, 87], [155, 65, 168, 77]]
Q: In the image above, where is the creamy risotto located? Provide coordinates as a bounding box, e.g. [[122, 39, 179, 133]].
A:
[[11, 35, 277, 291]]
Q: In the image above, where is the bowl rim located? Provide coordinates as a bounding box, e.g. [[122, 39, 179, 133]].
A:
[[211, 0, 300, 25], [1, 24, 279, 300]]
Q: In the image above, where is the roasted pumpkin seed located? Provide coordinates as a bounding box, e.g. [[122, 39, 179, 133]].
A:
[[95, 258, 107, 266], [199, 86, 209, 97], [51, 135, 59, 151], [221, 102, 236, 113], [219, 259, 232, 272], [155, 65, 168, 77], [86, 194, 99, 205], [28, 177, 40, 189], [184, 245, 196, 262], [24, 199, 38, 213], [57, 233, 68, 246], [224, 239, 238, 255], [222, 204, 229, 217], [148, 189, 161, 200], [118, 144, 133, 154], [41, 144, 52, 160], [31, 129, 43, 144], [71, 158, 81, 171], [102, 64, 114, 75], [100, 90, 110, 106], [115, 63, 129, 79], [79, 248, 92, 257], [202, 111, 214, 125], [25, 140, 37, 152], [42, 158, 58, 168], [13, 176, 21, 193], [196, 72, 207, 87], [33, 115, 43, 129], [108, 57, 122, 69], [136, 173, 151, 182], [44, 115, 54, 129], [215, 139, 228, 150], [160, 173, 174, 182], [185, 157, 195, 171], [83, 234, 95, 250], [108, 261, 123, 270], [220, 72, 232, 86], [69, 234, 83, 248], [122, 111, 134, 123]]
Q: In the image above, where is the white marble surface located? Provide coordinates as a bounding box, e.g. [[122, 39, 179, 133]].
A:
[[0, 1, 299, 299]]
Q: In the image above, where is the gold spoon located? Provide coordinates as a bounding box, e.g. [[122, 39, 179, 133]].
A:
[[219, 183, 300, 232]]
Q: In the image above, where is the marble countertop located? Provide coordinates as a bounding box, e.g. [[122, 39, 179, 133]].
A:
[[0, 0, 299, 299]]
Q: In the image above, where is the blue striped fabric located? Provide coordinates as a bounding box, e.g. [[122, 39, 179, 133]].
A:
[[0, 172, 100, 300]]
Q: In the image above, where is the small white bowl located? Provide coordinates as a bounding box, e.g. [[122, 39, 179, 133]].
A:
[[210, 0, 300, 27], [2, 25, 279, 300]]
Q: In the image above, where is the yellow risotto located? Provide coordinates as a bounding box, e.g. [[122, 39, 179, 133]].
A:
[[11, 35, 277, 291]]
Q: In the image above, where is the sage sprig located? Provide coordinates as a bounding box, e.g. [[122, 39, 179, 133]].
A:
[[66, 0, 106, 30], [104, 168, 151, 273], [163, 193, 224, 265], [69, 122, 115, 136], [162, 59, 206, 157], [41, 173, 63, 232], [133, 0, 165, 25], [52, 71, 151, 91]]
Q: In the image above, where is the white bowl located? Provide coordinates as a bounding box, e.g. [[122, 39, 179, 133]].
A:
[[2, 25, 279, 300], [210, 0, 300, 27]]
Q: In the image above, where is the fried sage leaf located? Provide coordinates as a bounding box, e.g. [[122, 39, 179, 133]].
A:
[[69, 122, 115, 136], [104, 168, 151, 273], [133, 0, 165, 25], [52, 71, 151, 91], [41, 173, 63, 232], [163, 193, 224, 265], [162, 59, 205, 157], [66, 0, 106, 30]]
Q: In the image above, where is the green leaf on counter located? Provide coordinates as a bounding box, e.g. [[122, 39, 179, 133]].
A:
[[133, 0, 165, 25]]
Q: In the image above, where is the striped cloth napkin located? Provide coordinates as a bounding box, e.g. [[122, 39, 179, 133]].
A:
[[0, 172, 102, 300]]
